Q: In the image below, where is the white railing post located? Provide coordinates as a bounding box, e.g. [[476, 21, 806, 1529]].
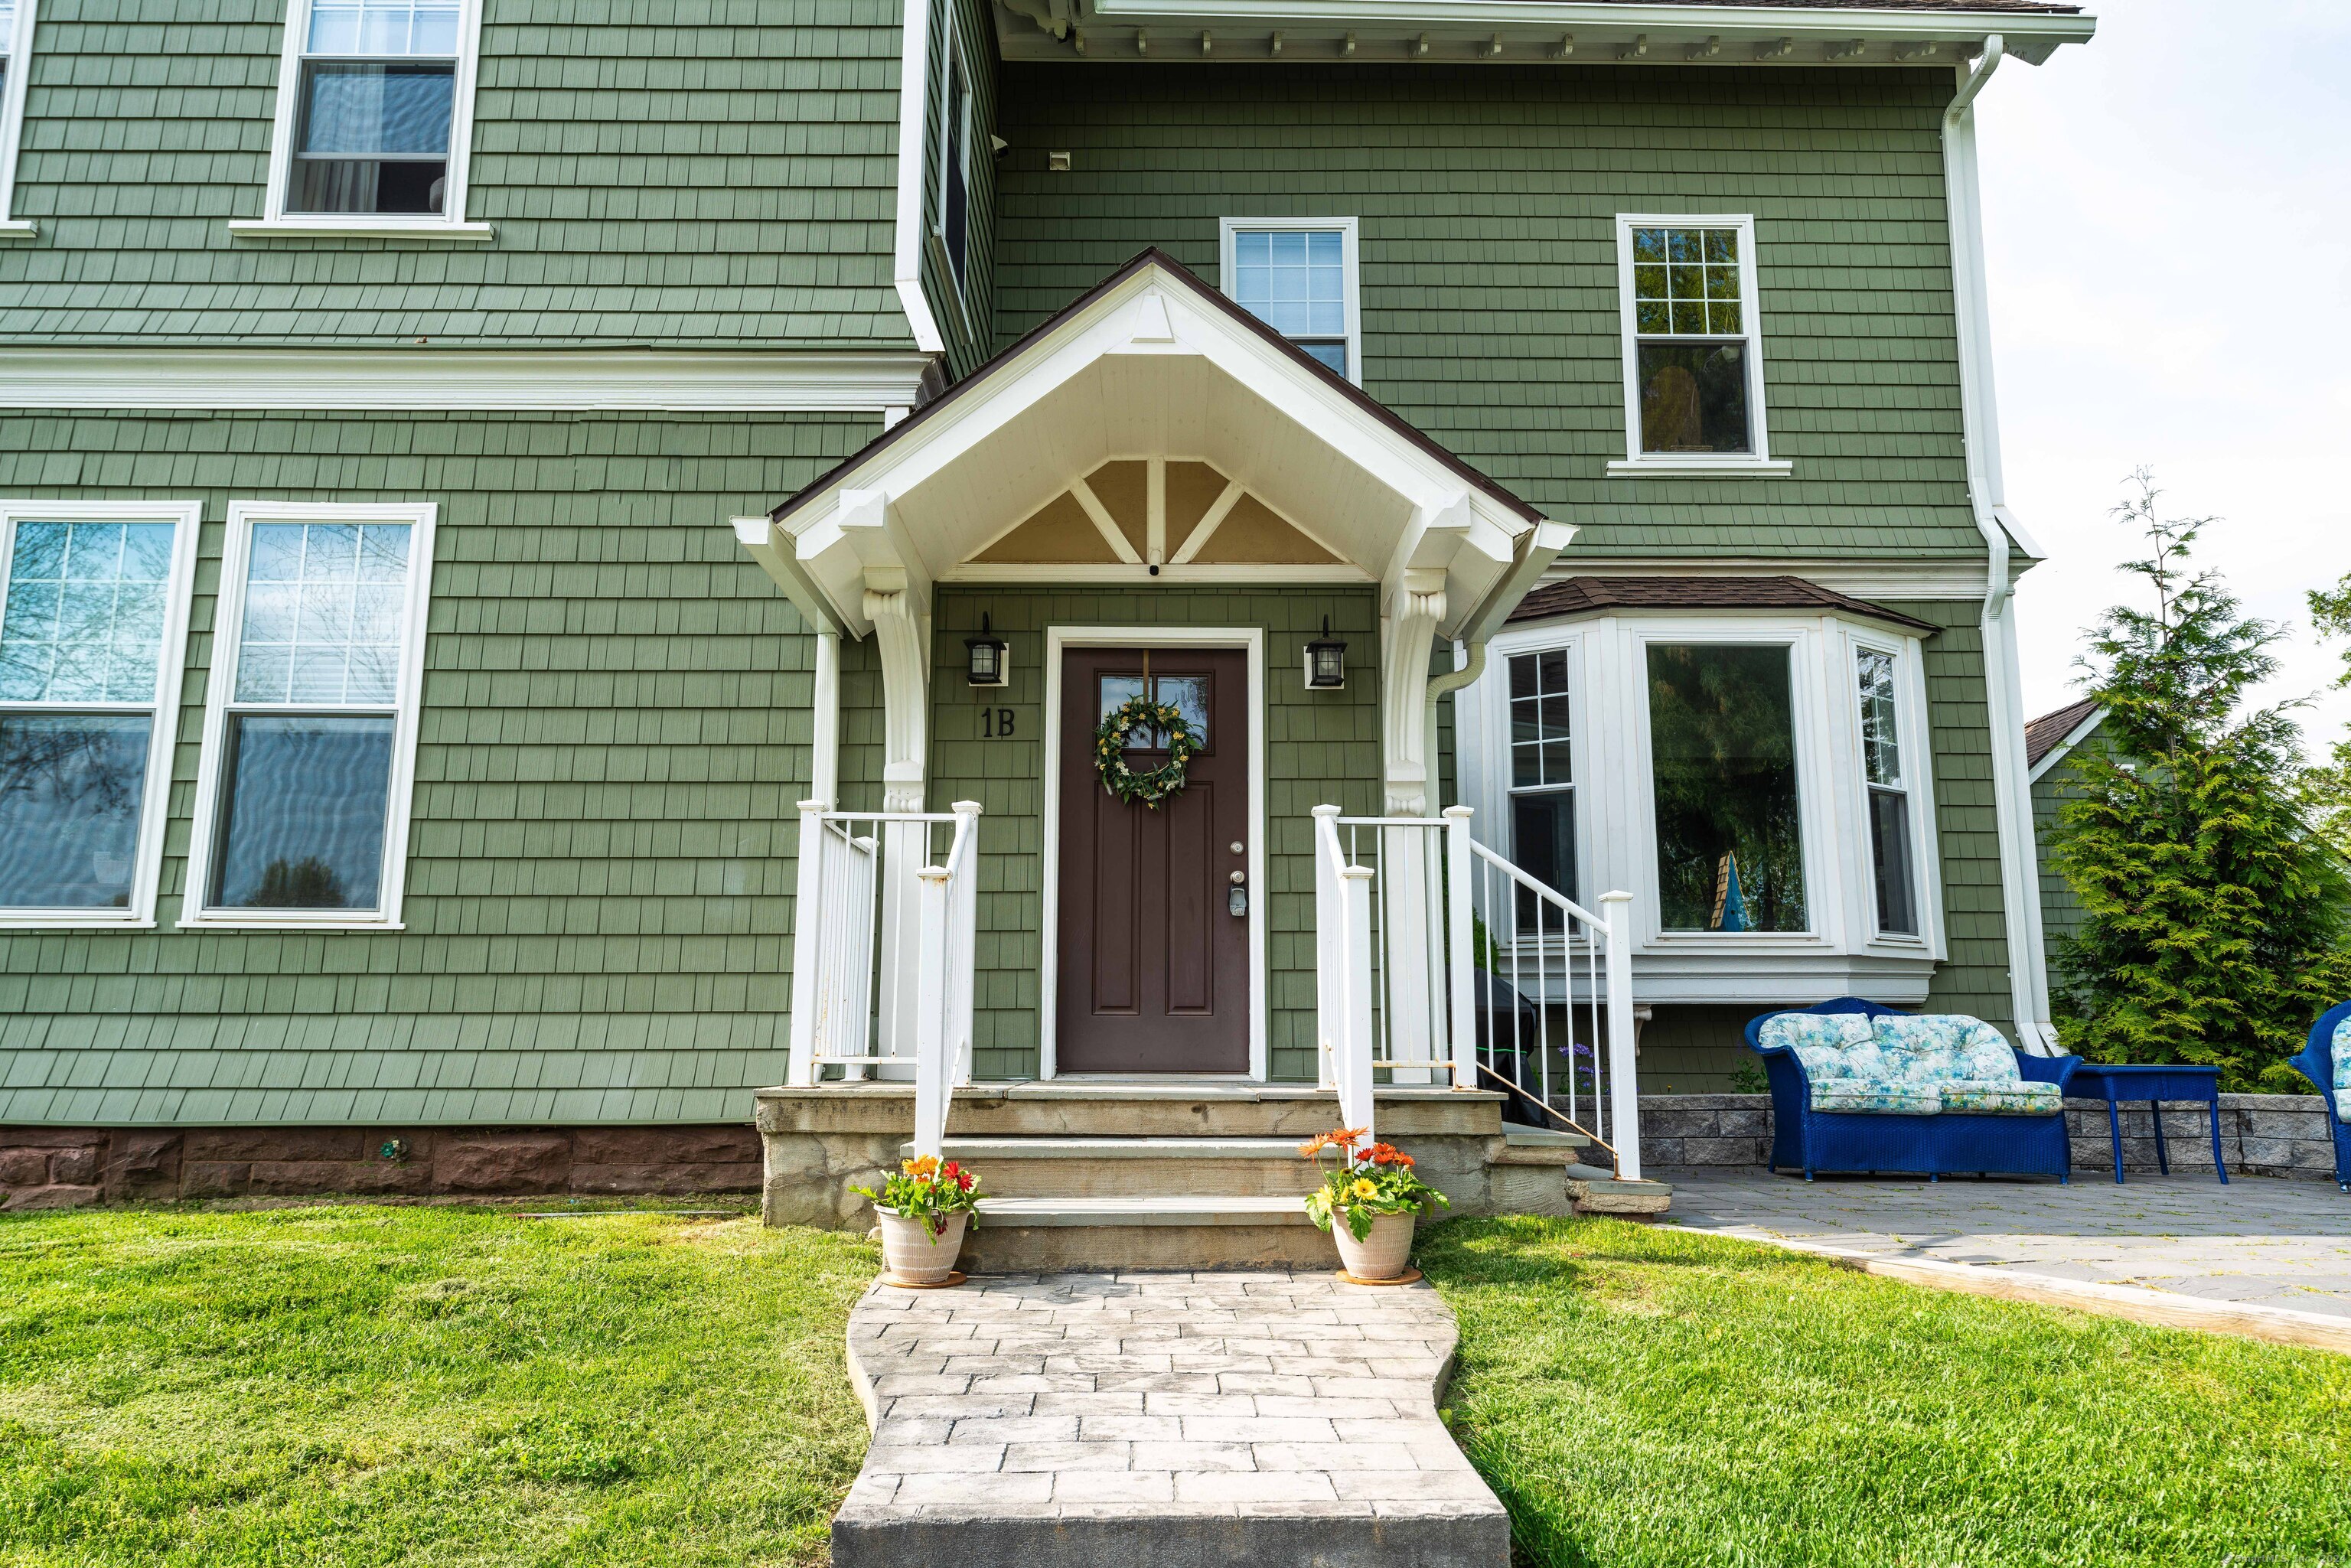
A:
[[947, 800, 982, 1087], [911, 853, 954, 1160], [1339, 848, 1378, 1145], [1443, 806, 1476, 1090], [1599, 889, 1642, 1182], [1313, 805, 1345, 1093], [785, 799, 827, 1086], [1313, 805, 1378, 1143]]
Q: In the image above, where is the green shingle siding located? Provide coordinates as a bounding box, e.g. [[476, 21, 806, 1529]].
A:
[[2032, 736, 2097, 965], [992, 64, 1985, 562], [0, 407, 876, 1125], [926, 585, 1380, 1082], [0, 0, 915, 348]]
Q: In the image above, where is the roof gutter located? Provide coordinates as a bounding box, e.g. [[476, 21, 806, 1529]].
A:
[[1942, 36, 2061, 1056]]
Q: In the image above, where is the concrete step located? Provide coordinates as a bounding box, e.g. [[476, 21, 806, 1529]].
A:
[[905, 1136, 1329, 1198], [761, 1081, 1508, 1139], [1564, 1162, 1674, 1218], [1492, 1126, 1593, 1163], [961, 1195, 1337, 1271]]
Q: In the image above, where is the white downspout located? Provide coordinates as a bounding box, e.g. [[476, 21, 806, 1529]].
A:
[[892, 0, 947, 355], [1944, 37, 2060, 1055]]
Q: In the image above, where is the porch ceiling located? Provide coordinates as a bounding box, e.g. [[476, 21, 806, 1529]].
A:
[[740, 250, 1563, 644]]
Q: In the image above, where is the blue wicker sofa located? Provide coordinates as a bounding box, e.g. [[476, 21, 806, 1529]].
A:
[[1744, 998, 2082, 1182], [2288, 1000, 2351, 1191]]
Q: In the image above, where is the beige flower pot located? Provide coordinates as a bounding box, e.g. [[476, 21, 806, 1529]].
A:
[[875, 1208, 968, 1283], [1332, 1210, 1416, 1280]]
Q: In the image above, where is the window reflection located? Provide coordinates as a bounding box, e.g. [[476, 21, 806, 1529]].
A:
[[0, 520, 174, 703], [0, 716, 151, 908], [210, 715, 396, 910], [1647, 644, 1806, 932], [1097, 672, 1209, 748]]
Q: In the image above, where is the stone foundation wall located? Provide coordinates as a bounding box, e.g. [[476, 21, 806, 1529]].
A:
[[0, 1126, 762, 1210], [1637, 1093, 2342, 1182]]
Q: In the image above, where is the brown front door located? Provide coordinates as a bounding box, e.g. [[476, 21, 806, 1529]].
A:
[[1057, 647, 1251, 1073]]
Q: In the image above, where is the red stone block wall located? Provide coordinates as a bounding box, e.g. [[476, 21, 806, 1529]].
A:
[[0, 1126, 762, 1210]]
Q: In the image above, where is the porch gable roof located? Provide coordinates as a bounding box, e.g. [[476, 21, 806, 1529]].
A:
[[739, 249, 1566, 644]]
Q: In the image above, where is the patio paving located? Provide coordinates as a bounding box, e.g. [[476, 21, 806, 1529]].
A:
[[1662, 1166, 2351, 1323]]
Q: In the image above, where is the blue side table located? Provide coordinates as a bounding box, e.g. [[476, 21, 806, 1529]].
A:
[[2068, 1063, 2229, 1185]]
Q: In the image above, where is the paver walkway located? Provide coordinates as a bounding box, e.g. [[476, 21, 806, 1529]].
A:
[[1665, 1167, 2351, 1322], [832, 1269, 1508, 1568]]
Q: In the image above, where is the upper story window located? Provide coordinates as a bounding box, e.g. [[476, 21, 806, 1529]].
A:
[[1610, 214, 1785, 477], [0, 0, 37, 233], [182, 502, 435, 929], [1856, 645, 1919, 936], [1220, 217, 1361, 383], [1507, 648, 1576, 905], [937, 37, 971, 285], [0, 501, 201, 927], [253, 0, 482, 232]]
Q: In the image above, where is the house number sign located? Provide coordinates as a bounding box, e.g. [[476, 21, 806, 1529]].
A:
[[980, 707, 1016, 738]]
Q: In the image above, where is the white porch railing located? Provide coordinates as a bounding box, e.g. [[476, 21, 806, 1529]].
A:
[[1311, 804, 1642, 1181], [785, 800, 981, 1159]]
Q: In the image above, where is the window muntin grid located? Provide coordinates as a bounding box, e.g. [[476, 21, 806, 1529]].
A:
[[1232, 228, 1349, 376], [1632, 227, 1744, 338], [0, 520, 175, 704], [1857, 648, 1904, 788], [232, 520, 412, 707]]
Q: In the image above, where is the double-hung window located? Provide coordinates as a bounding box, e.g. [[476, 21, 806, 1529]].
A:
[[1220, 217, 1361, 383], [937, 36, 972, 285], [1854, 645, 1920, 937], [183, 503, 435, 928], [0, 0, 37, 236], [1612, 215, 1784, 475], [0, 502, 201, 925], [1505, 647, 1577, 905], [259, 0, 481, 228]]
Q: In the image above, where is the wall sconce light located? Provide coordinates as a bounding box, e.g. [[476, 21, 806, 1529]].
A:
[[1304, 618, 1347, 689], [966, 613, 1009, 687]]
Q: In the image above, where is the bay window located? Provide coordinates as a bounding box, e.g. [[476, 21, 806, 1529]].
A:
[[182, 502, 435, 928], [0, 502, 201, 925], [1645, 643, 1806, 933], [1856, 645, 1919, 937], [1506, 647, 1577, 905]]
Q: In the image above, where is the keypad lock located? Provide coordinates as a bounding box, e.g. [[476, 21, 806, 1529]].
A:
[[1228, 869, 1247, 917]]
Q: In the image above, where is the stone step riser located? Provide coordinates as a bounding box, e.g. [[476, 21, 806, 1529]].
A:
[[759, 1085, 1508, 1140], [958, 1221, 1342, 1273], [965, 1162, 1329, 1199]]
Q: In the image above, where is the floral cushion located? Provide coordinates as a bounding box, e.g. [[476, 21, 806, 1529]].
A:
[[1939, 1081, 2064, 1117], [1811, 1087, 1941, 1116], [1872, 1014, 2023, 1087], [1758, 1012, 1879, 1083], [2333, 1016, 2351, 1121]]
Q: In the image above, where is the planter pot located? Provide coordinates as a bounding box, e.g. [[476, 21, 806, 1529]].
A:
[[875, 1208, 969, 1284], [1332, 1211, 1416, 1280]]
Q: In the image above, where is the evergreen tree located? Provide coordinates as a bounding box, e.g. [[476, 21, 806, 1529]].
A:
[[2049, 473, 2351, 1089], [2309, 573, 2351, 859]]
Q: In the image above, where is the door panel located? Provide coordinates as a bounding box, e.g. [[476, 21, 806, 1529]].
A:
[[1058, 646, 1250, 1073]]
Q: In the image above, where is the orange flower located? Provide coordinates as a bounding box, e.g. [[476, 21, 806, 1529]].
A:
[[1296, 1126, 1370, 1159], [903, 1155, 941, 1179]]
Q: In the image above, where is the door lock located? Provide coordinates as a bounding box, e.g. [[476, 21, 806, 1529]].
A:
[[1228, 869, 1247, 917]]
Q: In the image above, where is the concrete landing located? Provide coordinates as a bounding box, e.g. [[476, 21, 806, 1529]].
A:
[[833, 1269, 1509, 1568]]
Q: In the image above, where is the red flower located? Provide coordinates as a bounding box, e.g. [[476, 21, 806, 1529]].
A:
[[957, 1172, 974, 1191], [942, 1161, 960, 1180]]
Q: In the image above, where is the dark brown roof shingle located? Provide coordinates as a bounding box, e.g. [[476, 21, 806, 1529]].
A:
[[1507, 575, 1939, 634], [2025, 698, 2102, 768]]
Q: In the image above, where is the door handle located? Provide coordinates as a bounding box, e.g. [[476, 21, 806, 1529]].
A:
[[1227, 870, 1247, 917]]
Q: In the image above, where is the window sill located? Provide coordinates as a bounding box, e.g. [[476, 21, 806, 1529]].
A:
[[227, 220, 495, 243], [1606, 458, 1794, 480], [0, 913, 155, 929], [0, 220, 37, 242], [177, 915, 406, 932]]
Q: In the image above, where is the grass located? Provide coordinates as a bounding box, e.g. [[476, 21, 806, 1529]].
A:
[[0, 1205, 875, 1566], [1419, 1215, 2351, 1568], [8, 1205, 2350, 1567]]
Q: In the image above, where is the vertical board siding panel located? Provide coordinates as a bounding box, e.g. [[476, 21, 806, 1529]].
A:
[[0, 408, 875, 1124]]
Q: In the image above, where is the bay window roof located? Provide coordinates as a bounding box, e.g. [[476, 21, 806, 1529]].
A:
[[1508, 575, 1936, 635]]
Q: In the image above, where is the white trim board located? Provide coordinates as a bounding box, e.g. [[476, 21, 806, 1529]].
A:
[[2027, 705, 2105, 785], [178, 500, 438, 932], [0, 0, 38, 229], [0, 498, 203, 930], [0, 347, 934, 414], [1541, 558, 1995, 601], [1039, 625, 1268, 1082]]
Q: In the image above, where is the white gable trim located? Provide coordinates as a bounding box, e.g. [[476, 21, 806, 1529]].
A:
[[2027, 706, 2106, 784]]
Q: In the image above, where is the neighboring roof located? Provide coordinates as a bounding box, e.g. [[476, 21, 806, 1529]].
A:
[[768, 247, 1543, 532], [1507, 575, 1939, 634], [2026, 698, 2104, 776]]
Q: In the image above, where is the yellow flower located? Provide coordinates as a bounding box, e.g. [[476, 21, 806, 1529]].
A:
[[1351, 1178, 1378, 1201]]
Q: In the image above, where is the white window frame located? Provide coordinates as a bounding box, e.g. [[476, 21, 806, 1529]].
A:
[[1218, 216, 1363, 386], [1846, 627, 1937, 948], [0, 0, 38, 238], [1490, 633, 1588, 907], [0, 500, 201, 927], [1458, 611, 1944, 995], [231, 0, 491, 243], [179, 500, 436, 931], [932, 19, 973, 288], [1607, 214, 1789, 479]]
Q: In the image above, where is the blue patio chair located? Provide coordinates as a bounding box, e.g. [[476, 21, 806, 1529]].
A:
[[2287, 1000, 2351, 1191]]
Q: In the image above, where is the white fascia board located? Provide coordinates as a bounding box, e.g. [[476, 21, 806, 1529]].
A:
[[1071, 0, 2095, 61], [0, 347, 934, 413], [733, 517, 853, 637]]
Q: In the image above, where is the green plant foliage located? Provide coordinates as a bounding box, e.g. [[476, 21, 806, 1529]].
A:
[[2308, 572, 2351, 860], [2049, 473, 2351, 1087]]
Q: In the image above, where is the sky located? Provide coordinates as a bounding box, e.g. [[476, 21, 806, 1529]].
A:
[[1974, 0, 2350, 758]]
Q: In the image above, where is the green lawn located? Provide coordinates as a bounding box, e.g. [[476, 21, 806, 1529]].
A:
[[0, 1205, 874, 1566], [5, 1206, 2349, 1567], [1420, 1216, 2351, 1568]]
